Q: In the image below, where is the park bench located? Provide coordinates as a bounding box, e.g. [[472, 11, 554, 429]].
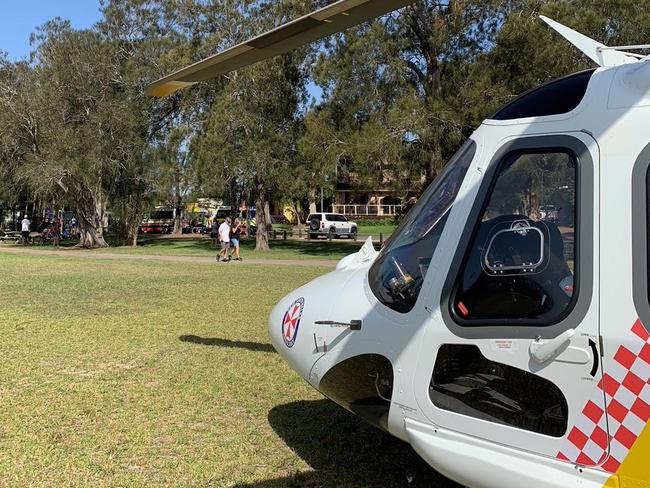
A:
[[0, 231, 21, 244]]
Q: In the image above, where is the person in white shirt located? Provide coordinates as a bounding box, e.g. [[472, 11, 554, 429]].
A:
[[217, 217, 231, 262], [21, 215, 31, 245]]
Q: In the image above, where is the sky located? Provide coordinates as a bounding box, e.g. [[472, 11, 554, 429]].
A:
[[0, 0, 102, 61], [0, 0, 323, 100]]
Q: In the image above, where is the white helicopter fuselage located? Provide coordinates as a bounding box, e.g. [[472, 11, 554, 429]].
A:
[[269, 59, 650, 488]]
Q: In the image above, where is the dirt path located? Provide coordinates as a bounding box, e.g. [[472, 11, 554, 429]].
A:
[[0, 246, 336, 268]]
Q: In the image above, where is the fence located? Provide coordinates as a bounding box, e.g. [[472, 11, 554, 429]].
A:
[[331, 204, 400, 217], [264, 228, 389, 247]]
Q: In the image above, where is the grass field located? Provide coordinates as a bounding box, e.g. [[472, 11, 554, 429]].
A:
[[0, 252, 455, 487], [103, 237, 365, 261], [1, 237, 368, 262]]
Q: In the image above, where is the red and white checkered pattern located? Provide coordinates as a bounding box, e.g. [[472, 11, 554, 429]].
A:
[[557, 319, 650, 472]]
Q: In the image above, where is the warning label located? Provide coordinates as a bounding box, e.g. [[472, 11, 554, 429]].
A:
[[490, 340, 518, 353]]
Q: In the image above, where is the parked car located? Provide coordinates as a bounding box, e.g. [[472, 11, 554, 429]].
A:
[[271, 215, 289, 225], [139, 208, 174, 234], [307, 213, 358, 239], [540, 205, 559, 223]]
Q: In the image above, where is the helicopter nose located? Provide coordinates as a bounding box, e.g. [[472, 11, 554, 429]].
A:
[[268, 270, 349, 381], [269, 296, 313, 380]]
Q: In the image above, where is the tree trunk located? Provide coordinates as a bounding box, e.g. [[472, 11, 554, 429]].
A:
[[120, 199, 141, 247], [173, 196, 183, 235], [76, 196, 108, 248], [120, 217, 139, 247], [264, 199, 271, 227], [255, 186, 270, 252], [308, 189, 317, 214], [173, 173, 183, 236], [291, 201, 302, 225]]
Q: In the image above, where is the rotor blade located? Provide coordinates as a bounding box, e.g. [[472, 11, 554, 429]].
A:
[[147, 0, 414, 98], [540, 16, 632, 67]]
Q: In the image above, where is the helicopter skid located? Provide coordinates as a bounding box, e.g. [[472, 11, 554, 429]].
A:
[[404, 418, 613, 488]]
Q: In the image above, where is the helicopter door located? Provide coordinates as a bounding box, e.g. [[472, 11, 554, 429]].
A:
[[414, 133, 607, 466]]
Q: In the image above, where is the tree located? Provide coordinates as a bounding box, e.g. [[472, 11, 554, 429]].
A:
[[302, 0, 514, 206], [190, 1, 314, 251], [0, 56, 42, 222]]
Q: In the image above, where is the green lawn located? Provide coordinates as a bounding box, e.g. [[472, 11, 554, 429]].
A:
[[355, 223, 397, 238], [0, 253, 454, 487], [3, 237, 369, 261], [105, 237, 365, 261]]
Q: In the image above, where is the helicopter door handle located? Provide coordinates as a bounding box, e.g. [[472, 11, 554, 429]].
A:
[[315, 320, 363, 331], [529, 329, 576, 364]]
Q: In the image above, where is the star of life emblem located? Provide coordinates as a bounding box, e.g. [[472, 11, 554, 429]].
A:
[[282, 298, 304, 348]]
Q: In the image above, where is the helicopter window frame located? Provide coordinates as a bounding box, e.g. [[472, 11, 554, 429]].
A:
[[451, 150, 579, 324], [440, 135, 595, 339], [367, 140, 476, 315], [631, 142, 650, 335]]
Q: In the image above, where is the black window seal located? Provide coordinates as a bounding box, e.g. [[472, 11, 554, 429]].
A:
[[631, 142, 650, 334], [490, 69, 596, 121], [439, 135, 594, 340], [368, 140, 477, 316]]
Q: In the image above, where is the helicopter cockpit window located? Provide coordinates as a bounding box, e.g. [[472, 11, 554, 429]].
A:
[[368, 141, 476, 313], [453, 151, 577, 324]]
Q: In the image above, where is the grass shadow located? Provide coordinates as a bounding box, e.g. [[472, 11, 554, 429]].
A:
[[179, 335, 276, 353], [231, 399, 460, 488], [239, 239, 362, 258]]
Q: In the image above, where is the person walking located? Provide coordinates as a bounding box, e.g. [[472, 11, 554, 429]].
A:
[[229, 218, 243, 261], [210, 219, 219, 247], [52, 217, 62, 248], [217, 217, 231, 262]]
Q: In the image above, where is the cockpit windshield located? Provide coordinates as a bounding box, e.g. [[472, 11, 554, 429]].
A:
[[368, 141, 476, 313]]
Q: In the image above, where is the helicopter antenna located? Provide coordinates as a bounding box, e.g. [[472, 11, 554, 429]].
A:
[[147, 0, 414, 98], [540, 16, 638, 67]]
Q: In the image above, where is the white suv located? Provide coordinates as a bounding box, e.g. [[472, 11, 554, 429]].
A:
[[307, 213, 358, 239]]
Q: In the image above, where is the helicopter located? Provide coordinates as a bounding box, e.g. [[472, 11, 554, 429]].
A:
[[148, 1, 650, 487]]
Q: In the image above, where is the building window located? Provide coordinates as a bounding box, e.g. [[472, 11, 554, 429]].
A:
[[452, 151, 577, 324]]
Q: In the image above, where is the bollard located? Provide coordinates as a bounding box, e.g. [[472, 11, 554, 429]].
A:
[[283, 230, 287, 241], [380, 233, 384, 248]]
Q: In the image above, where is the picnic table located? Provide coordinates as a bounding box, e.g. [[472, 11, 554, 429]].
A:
[[0, 231, 21, 244]]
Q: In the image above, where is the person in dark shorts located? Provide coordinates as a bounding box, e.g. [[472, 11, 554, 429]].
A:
[[52, 217, 62, 248], [229, 218, 243, 261], [217, 217, 231, 262]]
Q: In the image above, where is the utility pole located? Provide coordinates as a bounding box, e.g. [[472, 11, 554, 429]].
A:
[[320, 187, 324, 213]]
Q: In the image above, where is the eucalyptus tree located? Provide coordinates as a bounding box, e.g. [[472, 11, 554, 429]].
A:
[[0, 56, 43, 220], [488, 0, 650, 99], [20, 20, 158, 247], [189, 0, 318, 251], [301, 0, 516, 204]]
